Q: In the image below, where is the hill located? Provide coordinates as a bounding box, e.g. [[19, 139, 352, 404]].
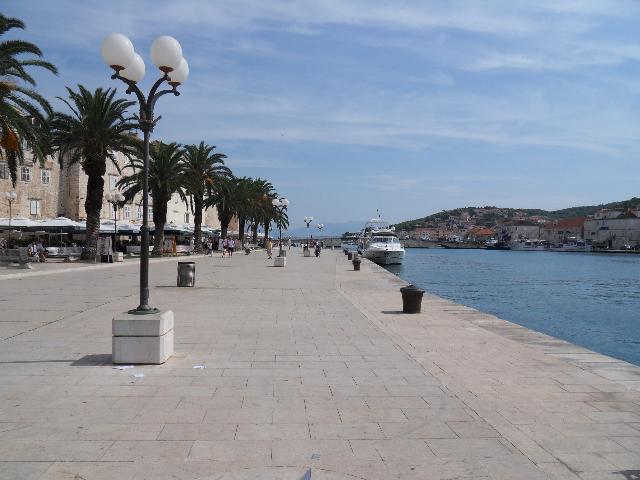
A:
[[393, 197, 640, 231]]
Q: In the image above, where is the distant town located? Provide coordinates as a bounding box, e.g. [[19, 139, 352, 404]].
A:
[[385, 198, 640, 250]]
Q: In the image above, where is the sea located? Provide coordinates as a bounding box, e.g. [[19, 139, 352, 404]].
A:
[[384, 248, 640, 366]]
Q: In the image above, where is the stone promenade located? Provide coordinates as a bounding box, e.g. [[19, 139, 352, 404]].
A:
[[0, 250, 638, 479]]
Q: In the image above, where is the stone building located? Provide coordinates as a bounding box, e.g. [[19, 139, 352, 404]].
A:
[[1, 148, 234, 232], [498, 221, 542, 241], [584, 209, 640, 248], [0, 150, 60, 220], [540, 217, 586, 244]]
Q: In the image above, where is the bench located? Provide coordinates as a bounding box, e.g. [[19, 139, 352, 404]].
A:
[[0, 248, 33, 269]]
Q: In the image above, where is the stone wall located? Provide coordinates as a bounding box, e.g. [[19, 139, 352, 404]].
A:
[[0, 152, 60, 220]]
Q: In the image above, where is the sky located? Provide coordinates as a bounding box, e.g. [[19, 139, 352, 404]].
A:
[[6, 1, 640, 226]]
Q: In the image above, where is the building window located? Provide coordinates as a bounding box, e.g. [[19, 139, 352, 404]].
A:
[[29, 199, 40, 215], [137, 206, 143, 220], [184, 212, 189, 223], [148, 207, 153, 218], [109, 175, 119, 191], [0, 162, 8, 179], [124, 205, 131, 219], [41, 170, 51, 185], [21, 166, 31, 182]]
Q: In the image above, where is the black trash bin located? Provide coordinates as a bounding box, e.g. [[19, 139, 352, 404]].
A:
[[400, 284, 425, 313], [352, 257, 361, 271], [347, 252, 353, 260], [177, 261, 196, 287]]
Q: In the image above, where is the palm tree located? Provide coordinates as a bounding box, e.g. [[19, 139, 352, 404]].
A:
[[206, 175, 236, 239], [250, 178, 275, 243], [271, 199, 290, 244], [232, 176, 253, 244], [118, 142, 186, 255], [0, 14, 57, 186], [50, 86, 138, 259], [182, 142, 231, 252]]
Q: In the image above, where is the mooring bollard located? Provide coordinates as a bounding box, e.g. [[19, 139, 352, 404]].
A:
[[177, 261, 196, 287], [352, 257, 361, 271], [400, 284, 425, 313]]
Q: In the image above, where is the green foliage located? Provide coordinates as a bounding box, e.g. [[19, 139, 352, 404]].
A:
[[0, 13, 57, 185], [394, 197, 640, 230]]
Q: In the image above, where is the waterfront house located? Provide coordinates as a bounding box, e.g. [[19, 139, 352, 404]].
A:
[[499, 221, 542, 241], [466, 226, 495, 242], [584, 208, 640, 248], [541, 217, 586, 245]]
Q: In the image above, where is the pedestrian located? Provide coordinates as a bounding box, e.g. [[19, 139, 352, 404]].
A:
[[266, 237, 273, 259], [206, 238, 213, 256], [222, 237, 228, 257], [288, 237, 291, 251], [228, 237, 235, 256]]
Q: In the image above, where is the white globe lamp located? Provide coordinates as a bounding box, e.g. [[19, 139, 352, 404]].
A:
[[101, 33, 135, 71], [151, 36, 183, 73]]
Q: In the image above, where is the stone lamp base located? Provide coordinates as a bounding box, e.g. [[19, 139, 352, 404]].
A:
[[112, 310, 174, 364], [274, 256, 286, 267]]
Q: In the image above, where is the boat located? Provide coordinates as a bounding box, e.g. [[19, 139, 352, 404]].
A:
[[485, 239, 511, 250], [549, 238, 593, 253], [360, 218, 405, 265], [510, 239, 550, 251]]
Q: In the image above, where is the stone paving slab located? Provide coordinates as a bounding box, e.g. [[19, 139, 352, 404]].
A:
[[0, 249, 638, 479]]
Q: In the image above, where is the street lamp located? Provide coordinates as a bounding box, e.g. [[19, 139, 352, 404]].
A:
[[272, 197, 289, 257], [5, 191, 16, 244], [101, 33, 188, 314], [303, 216, 313, 252], [105, 191, 125, 257], [5, 191, 17, 228]]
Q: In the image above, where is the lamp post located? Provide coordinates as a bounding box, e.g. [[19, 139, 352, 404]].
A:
[[105, 191, 125, 258], [271, 197, 289, 257], [5, 191, 16, 244], [101, 33, 189, 314], [303, 216, 313, 252], [317, 223, 324, 249]]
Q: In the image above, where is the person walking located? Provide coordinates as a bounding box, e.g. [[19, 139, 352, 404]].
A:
[[266, 237, 273, 259], [221, 237, 227, 257], [228, 237, 235, 256]]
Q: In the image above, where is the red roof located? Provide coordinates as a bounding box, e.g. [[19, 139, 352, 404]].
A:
[[470, 227, 494, 236], [543, 217, 585, 230]]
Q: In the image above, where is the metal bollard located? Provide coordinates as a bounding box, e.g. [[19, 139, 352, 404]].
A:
[[347, 252, 353, 260], [400, 284, 425, 313], [352, 257, 361, 271], [177, 261, 196, 287]]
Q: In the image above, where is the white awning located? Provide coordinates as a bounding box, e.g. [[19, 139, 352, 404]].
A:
[[0, 217, 35, 228]]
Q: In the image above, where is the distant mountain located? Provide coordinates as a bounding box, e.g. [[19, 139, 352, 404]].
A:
[[393, 197, 640, 230], [284, 221, 364, 238]]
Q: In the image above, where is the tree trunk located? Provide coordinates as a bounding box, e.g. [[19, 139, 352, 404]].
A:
[[238, 216, 246, 245], [152, 194, 168, 256], [220, 219, 229, 239], [264, 220, 270, 241], [193, 195, 203, 253], [252, 223, 258, 244], [83, 171, 105, 260]]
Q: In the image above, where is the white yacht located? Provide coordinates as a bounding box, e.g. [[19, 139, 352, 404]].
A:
[[360, 218, 405, 265], [510, 239, 550, 251], [549, 238, 593, 253]]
